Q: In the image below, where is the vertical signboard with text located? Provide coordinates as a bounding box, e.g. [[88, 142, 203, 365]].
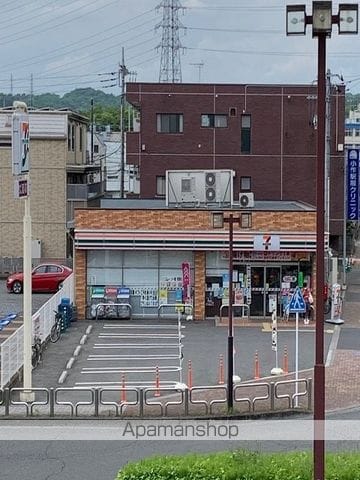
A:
[[12, 112, 30, 176], [12, 107, 30, 199], [347, 148, 359, 221], [182, 261, 191, 303]]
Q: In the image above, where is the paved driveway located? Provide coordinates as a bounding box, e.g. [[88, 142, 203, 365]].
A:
[[30, 317, 333, 389], [0, 279, 52, 317]]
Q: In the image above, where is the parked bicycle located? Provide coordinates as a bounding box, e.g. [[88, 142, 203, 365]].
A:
[[32, 335, 43, 368], [50, 310, 63, 343]]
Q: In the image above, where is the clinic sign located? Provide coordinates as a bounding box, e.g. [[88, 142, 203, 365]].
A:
[[347, 148, 359, 221]]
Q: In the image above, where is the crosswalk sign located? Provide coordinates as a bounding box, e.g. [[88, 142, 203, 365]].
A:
[[288, 287, 306, 313]]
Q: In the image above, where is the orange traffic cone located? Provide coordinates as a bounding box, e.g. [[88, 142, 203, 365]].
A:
[[254, 351, 260, 380], [283, 345, 289, 374], [120, 372, 126, 403], [187, 359, 193, 389], [154, 365, 161, 397], [218, 354, 224, 384]]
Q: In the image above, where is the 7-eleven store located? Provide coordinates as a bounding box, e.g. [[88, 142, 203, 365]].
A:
[[73, 201, 317, 321]]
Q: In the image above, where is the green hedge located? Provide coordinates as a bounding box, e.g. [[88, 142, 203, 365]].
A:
[[116, 451, 360, 480]]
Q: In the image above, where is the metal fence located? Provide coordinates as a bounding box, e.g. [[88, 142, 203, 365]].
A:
[[0, 378, 312, 418], [0, 274, 74, 388]]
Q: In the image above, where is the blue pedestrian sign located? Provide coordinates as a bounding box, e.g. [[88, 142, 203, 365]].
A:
[[288, 287, 306, 313]]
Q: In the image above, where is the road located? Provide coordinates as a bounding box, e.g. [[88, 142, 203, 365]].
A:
[[0, 408, 359, 480]]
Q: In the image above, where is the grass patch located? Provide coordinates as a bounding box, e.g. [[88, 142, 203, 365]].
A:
[[116, 450, 360, 480]]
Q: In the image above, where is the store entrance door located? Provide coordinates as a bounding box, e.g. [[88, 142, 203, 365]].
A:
[[250, 267, 265, 316], [250, 266, 281, 317]]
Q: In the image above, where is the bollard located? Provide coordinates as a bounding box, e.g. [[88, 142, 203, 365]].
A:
[[218, 354, 224, 384], [154, 365, 161, 397], [187, 359, 193, 389], [283, 345, 289, 374], [120, 372, 127, 403], [254, 350, 260, 380]]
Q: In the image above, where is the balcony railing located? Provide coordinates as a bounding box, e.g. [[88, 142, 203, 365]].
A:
[[67, 182, 103, 200]]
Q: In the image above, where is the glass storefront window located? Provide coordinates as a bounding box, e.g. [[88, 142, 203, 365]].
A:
[[124, 251, 158, 267], [160, 251, 193, 267]]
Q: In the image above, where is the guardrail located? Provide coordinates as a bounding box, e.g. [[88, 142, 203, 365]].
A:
[[0, 378, 312, 417], [0, 274, 74, 388], [220, 303, 250, 322], [158, 303, 193, 319]]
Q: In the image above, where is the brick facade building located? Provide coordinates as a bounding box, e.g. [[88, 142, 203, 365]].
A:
[[126, 82, 345, 251], [74, 200, 317, 321]]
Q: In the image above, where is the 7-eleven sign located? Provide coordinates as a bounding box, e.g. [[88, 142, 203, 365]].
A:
[[254, 235, 280, 251]]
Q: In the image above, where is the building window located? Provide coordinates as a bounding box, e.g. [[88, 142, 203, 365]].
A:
[[94, 144, 99, 154], [240, 176, 251, 191], [241, 114, 251, 153], [356, 130, 360, 137], [229, 107, 237, 117], [71, 125, 75, 151], [67, 124, 71, 150], [345, 129, 352, 136], [241, 213, 252, 228], [156, 176, 166, 196], [79, 127, 83, 151], [157, 114, 183, 133], [201, 114, 228, 128]]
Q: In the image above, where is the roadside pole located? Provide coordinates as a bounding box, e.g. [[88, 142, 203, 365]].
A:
[[295, 311, 299, 407], [12, 101, 34, 402], [288, 286, 306, 409], [270, 309, 283, 375]]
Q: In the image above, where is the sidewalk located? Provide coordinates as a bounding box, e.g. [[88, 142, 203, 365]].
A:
[[325, 239, 360, 411]]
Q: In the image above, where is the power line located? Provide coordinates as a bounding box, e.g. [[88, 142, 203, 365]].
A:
[[0, 0, 119, 47], [0, 14, 157, 74]]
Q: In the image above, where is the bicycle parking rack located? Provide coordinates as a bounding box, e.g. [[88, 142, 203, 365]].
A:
[[95, 303, 132, 320]]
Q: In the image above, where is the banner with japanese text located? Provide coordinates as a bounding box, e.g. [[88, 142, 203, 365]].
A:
[[347, 148, 359, 221]]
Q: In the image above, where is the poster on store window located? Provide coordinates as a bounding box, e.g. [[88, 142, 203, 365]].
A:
[[159, 288, 168, 305], [139, 287, 159, 307], [234, 287, 244, 305], [205, 290, 215, 306]]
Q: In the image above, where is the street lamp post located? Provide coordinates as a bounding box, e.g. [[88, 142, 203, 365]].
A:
[[223, 214, 240, 411], [286, 3, 358, 480]]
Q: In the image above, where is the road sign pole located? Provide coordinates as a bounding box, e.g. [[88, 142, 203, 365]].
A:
[[295, 311, 299, 408], [271, 309, 283, 375]]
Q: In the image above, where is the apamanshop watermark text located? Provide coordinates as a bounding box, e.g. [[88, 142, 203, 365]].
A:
[[122, 420, 239, 439]]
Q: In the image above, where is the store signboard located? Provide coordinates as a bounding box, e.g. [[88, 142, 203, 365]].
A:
[[347, 148, 360, 221], [12, 112, 30, 176], [182, 261, 191, 302], [91, 286, 105, 298], [254, 235, 280, 251]]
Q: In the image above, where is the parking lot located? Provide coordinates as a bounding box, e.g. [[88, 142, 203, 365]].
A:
[[0, 279, 334, 388]]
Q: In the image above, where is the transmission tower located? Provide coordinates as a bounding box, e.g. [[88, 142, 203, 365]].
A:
[[156, 0, 185, 83]]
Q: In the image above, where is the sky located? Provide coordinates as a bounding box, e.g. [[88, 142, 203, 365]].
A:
[[2, 0, 360, 96]]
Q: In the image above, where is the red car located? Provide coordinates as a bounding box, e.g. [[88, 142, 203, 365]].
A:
[[6, 264, 72, 294]]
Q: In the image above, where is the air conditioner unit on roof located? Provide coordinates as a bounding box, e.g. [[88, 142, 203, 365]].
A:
[[239, 192, 254, 208]]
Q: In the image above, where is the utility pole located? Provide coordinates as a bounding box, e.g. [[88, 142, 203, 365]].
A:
[[119, 47, 129, 199], [30, 74, 33, 109], [324, 69, 331, 285], [10, 73, 13, 104], [90, 98, 94, 165]]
